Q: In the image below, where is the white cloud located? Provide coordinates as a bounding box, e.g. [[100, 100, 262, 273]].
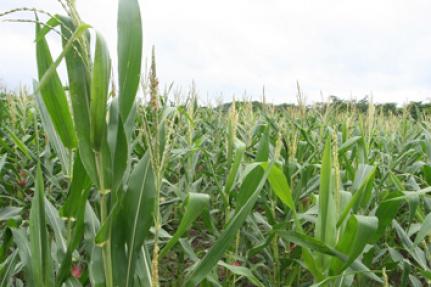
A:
[[1, 0, 431, 104]]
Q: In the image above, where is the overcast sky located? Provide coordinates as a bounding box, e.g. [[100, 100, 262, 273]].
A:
[[1, 0, 431, 104]]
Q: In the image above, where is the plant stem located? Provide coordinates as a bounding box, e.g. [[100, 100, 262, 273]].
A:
[[151, 174, 162, 287], [100, 194, 113, 287], [95, 152, 113, 287]]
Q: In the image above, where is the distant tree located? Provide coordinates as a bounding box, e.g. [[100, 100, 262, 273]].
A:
[[329, 95, 349, 112], [405, 101, 431, 120], [356, 97, 369, 113], [376, 102, 398, 115]]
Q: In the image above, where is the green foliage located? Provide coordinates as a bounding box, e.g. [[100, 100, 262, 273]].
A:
[[2, 2, 431, 287]]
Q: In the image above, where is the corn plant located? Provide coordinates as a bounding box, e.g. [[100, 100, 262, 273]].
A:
[[1, 0, 170, 286], [4, 1, 431, 287]]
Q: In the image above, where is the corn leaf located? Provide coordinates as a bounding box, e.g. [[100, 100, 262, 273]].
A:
[[330, 215, 378, 274], [278, 230, 383, 283], [393, 220, 428, 270], [236, 129, 269, 206], [0, 250, 18, 287], [90, 32, 111, 151], [316, 136, 336, 267], [107, 98, 128, 193], [218, 261, 265, 287], [34, 80, 71, 174], [224, 139, 246, 195], [337, 164, 376, 227], [29, 165, 54, 287], [3, 127, 33, 161], [111, 151, 156, 287], [338, 136, 362, 155], [414, 212, 431, 245], [44, 199, 67, 255], [11, 229, 33, 285], [56, 191, 91, 287], [118, 0, 143, 121], [184, 161, 273, 286], [160, 192, 210, 258], [60, 16, 98, 185], [35, 21, 82, 148], [0, 207, 22, 222], [60, 153, 92, 220], [260, 162, 295, 212], [371, 191, 403, 243]]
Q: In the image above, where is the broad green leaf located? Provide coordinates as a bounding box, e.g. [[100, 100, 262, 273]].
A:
[[410, 275, 422, 287], [134, 247, 152, 287], [37, 22, 91, 95], [393, 220, 427, 270], [61, 153, 92, 220], [118, 0, 143, 121], [217, 261, 265, 287], [44, 199, 67, 254], [11, 229, 34, 285], [0, 250, 18, 287], [387, 187, 431, 200], [95, 195, 123, 246], [422, 164, 431, 185], [316, 136, 336, 265], [236, 165, 264, 208], [35, 20, 79, 148], [331, 215, 378, 274], [337, 164, 376, 227], [279, 230, 337, 257], [338, 136, 362, 155], [86, 205, 105, 287], [34, 80, 70, 174], [107, 98, 128, 193], [278, 230, 383, 284], [112, 151, 156, 287], [178, 239, 227, 285], [36, 15, 61, 41], [99, 130, 114, 189], [90, 32, 111, 151], [29, 165, 54, 287], [11, 229, 32, 282], [236, 130, 269, 207], [302, 247, 324, 282], [407, 189, 419, 223], [370, 187, 431, 238], [184, 161, 273, 286], [0, 207, 22, 221], [260, 162, 295, 211], [414, 212, 431, 245], [60, 16, 98, 185], [3, 127, 33, 160], [56, 192, 91, 287], [308, 270, 380, 287], [224, 139, 245, 195], [160, 192, 210, 258], [400, 258, 411, 286], [370, 191, 403, 242], [123, 151, 156, 287], [256, 126, 270, 162], [351, 164, 376, 210], [90, 247, 105, 287]]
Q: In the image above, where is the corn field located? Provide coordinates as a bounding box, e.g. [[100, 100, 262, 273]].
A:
[[2, 1, 431, 286]]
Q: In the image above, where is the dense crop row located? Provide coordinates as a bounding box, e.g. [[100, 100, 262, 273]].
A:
[[2, 1, 431, 286]]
